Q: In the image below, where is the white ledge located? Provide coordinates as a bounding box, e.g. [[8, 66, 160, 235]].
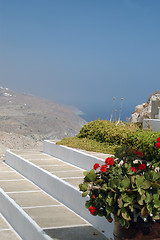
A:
[[0, 188, 51, 240]]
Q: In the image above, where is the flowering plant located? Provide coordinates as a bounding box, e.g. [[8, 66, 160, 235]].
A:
[[79, 137, 160, 228]]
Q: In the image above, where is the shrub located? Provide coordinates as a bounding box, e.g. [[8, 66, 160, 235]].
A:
[[78, 120, 160, 165], [58, 120, 160, 165], [77, 120, 140, 146], [131, 131, 160, 165]]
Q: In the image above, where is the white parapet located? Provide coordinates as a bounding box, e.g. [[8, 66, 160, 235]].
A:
[[43, 140, 106, 171], [0, 188, 51, 240], [143, 119, 160, 132], [5, 150, 114, 239]]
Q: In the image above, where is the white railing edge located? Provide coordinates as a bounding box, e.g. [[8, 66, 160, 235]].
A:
[[0, 187, 51, 240], [5, 149, 114, 239]]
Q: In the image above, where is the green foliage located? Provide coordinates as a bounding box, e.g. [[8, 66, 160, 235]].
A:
[[59, 120, 160, 165], [57, 136, 116, 154], [79, 145, 160, 228], [58, 120, 160, 165], [77, 120, 139, 146], [131, 131, 160, 164]]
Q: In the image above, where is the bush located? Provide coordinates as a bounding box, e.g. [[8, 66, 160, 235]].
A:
[[131, 131, 160, 165], [77, 120, 139, 146], [58, 120, 160, 165]]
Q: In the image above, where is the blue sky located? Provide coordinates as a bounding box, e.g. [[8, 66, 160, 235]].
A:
[[0, 0, 160, 121]]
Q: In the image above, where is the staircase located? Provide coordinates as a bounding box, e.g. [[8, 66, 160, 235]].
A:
[[0, 140, 114, 240]]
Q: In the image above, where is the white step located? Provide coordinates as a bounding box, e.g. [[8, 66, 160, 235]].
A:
[[0, 160, 107, 240], [5, 143, 114, 239]]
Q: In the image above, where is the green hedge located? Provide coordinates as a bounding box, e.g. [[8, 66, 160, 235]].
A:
[[77, 120, 160, 165], [131, 131, 160, 165], [77, 120, 139, 145]]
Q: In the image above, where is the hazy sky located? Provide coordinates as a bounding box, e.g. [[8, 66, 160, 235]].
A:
[[0, 0, 160, 121]]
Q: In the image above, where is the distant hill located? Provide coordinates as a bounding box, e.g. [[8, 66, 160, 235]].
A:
[[0, 87, 87, 157]]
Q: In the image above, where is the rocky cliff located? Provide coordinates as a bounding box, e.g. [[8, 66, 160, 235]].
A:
[[129, 92, 160, 123]]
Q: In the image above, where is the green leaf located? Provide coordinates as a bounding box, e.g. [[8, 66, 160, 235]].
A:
[[117, 209, 121, 216], [121, 208, 131, 221], [82, 191, 88, 197], [138, 194, 145, 205], [108, 197, 114, 206], [124, 163, 128, 169], [142, 180, 151, 189], [129, 205, 134, 212], [153, 193, 159, 201], [145, 192, 152, 203], [136, 175, 144, 188], [147, 203, 153, 213], [121, 177, 130, 188], [138, 188, 145, 196], [99, 194, 104, 200], [113, 179, 121, 187], [124, 202, 130, 207], [83, 171, 89, 177], [102, 183, 108, 190], [144, 172, 151, 181], [106, 204, 113, 213], [114, 193, 117, 202], [141, 206, 148, 216], [118, 198, 123, 208], [84, 169, 96, 182], [154, 200, 160, 208], [151, 183, 160, 189], [153, 214, 160, 220], [152, 171, 160, 181], [79, 183, 88, 191], [122, 194, 134, 204], [105, 214, 113, 223], [108, 179, 114, 188], [131, 175, 136, 183], [108, 191, 114, 198], [85, 201, 91, 209]]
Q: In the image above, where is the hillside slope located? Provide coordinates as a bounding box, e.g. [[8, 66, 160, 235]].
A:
[[0, 87, 87, 157]]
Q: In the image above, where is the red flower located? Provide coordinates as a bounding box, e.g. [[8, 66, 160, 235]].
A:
[[157, 137, 160, 142], [131, 167, 137, 172], [93, 163, 100, 170], [92, 195, 96, 199], [138, 164, 146, 170], [100, 165, 107, 173], [156, 142, 160, 149], [105, 157, 114, 165], [89, 206, 96, 215], [135, 151, 143, 158]]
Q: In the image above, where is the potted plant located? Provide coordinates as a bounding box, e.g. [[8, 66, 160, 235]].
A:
[[79, 137, 160, 240]]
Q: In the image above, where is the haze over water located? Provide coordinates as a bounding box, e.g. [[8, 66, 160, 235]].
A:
[[0, 1, 160, 122]]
